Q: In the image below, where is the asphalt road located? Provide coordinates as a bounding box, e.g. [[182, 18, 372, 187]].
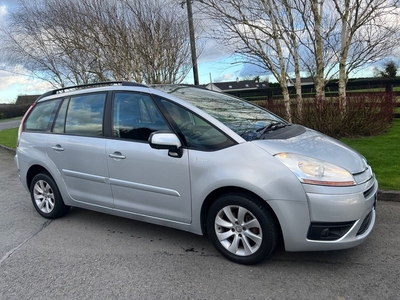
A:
[[0, 118, 21, 132], [1, 148, 399, 300]]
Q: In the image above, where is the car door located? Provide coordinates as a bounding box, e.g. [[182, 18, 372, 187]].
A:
[[106, 92, 192, 223], [46, 93, 113, 208]]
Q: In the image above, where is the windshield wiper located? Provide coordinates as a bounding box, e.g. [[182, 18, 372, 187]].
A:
[[256, 121, 290, 137]]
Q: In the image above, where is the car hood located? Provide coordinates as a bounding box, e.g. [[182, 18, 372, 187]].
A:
[[252, 127, 367, 174]]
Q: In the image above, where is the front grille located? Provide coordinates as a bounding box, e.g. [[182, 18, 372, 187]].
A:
[[357, 210, 373, 236]]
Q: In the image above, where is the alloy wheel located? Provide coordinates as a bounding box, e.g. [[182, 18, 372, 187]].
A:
[[214, 205, 263, 256], [33, 180, 55, 214]]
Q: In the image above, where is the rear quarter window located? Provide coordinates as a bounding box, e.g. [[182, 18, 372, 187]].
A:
[[25, 99, 61, 132]]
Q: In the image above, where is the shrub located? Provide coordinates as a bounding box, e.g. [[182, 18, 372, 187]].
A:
[[260, 92, 396, 138], [0, 104, 31, 119]]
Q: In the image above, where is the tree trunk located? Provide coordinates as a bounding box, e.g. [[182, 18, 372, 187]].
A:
[[312, 0, 325, 100], [280, 84, 292, 123], [338, 59, 347, 111], [294, 75, 302, 122]]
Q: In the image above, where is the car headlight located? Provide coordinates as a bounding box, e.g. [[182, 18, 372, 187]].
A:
[[274, 153, 356, 186]]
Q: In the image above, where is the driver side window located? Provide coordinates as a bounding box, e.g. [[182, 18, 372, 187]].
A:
[[157, 97, 235, 151]]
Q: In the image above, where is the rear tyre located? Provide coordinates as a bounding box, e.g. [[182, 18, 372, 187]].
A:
[[30, 173, 70, 219], [206, 193, 278, 265]]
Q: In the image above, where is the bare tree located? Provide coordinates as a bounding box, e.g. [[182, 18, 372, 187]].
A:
[[124, 0, 193, 84], [296, 0, 327, 99], [199, 0, 400, 121], [2, 0, 69, 87], [197, 0, 336, 121], [332, 0, 400, 106], [198, 0, 311, 122], [267, 0, 304, 118], [1, 0, 195, 87]]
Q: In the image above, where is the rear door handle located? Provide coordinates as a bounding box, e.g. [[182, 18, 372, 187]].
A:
[[109, 152, 126, 160], [52, 144, 64, 151]]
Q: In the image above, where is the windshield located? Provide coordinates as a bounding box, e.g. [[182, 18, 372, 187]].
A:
[[153, 85, 285, 141]]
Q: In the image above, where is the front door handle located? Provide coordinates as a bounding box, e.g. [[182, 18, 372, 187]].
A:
[[109, 152, 126, 160], [52, 144, 64, 151]]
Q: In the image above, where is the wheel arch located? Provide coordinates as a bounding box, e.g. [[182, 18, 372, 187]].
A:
[[26, 164, 51, 190], [200, 186, 283, 238]]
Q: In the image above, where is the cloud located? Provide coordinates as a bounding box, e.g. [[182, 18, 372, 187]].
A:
[[0, 66, 31, 87], [197, 38, 231, 64], [0, 0, 17, 8], [0, 5, 7, 24], [0, 66, 52, 103], [212, 69, 241, 83], [239, 63, 269, 77], [214, 73, 238, 82]]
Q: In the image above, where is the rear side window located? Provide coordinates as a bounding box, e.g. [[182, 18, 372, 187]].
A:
[[63, 93, 106, 137], [25, 99, 61, 132]]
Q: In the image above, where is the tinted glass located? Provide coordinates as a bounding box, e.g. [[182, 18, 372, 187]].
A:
[[153, 85, 284, 141], [25, 99, 61, 132], [65, 93, 106, 136], [113, 92, 169, 141]]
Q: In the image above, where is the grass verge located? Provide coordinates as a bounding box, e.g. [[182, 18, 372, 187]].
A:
[[342, 119, 400, 190], [0, 127, 18, 149]]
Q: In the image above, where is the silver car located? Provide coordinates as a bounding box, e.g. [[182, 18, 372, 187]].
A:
[[14, 82, 377, 264]]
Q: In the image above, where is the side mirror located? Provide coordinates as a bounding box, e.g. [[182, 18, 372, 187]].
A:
[[148, 131, 183, 158]]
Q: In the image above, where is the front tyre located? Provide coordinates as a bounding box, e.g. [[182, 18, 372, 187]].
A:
[[207, 193, 278, 265], [30, 173, 70, 219]]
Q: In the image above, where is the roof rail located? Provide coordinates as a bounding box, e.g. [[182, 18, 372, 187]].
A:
[[36, 81, 148, 101]]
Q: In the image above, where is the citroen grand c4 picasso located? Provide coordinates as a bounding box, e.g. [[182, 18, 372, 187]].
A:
[[15, 81, 377, 264]]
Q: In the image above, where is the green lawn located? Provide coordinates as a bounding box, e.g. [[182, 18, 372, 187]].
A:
[[0, 127, 18, 149], [1, 119, 399, 190], [342, 119, 400, 190]]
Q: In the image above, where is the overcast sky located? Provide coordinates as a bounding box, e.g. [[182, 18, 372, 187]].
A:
[[0, 0, 392, 103], [0, 0, 260, 103], [0, 1, 53, 103]]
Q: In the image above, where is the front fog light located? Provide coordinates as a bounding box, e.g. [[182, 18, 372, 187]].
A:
[[275, 153, 356, 186]]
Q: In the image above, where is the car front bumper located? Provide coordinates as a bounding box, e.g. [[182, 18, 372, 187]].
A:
[[269, 175, 378, 252]]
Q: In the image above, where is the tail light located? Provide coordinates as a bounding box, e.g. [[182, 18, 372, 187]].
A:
[[17, 103, 36, 148]]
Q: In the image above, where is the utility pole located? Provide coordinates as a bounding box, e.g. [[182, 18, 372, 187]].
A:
[[185, 0, 199, 85]]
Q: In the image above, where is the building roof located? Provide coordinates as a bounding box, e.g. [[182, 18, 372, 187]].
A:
[[15, 95, 40, 106], [287, 77, 314, 87]]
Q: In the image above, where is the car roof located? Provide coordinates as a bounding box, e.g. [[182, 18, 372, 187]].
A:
[[36, 81, 148, 102]]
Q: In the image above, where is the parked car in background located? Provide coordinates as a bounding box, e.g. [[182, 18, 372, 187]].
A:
[[14, 82, 377, 264]]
